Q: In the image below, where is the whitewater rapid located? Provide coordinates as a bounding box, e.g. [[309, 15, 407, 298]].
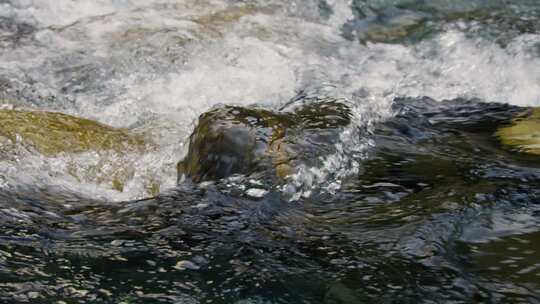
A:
[[1, 0, 540, 200]]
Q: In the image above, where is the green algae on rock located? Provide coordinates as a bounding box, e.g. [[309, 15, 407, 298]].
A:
[[0, 109, 147, 156], [178, 100, 352, 183], [496, 108, 540, 156], [193, 5, 261, 38], [0, 109, 160, 195]]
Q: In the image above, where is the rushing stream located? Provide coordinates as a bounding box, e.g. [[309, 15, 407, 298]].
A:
[[0, 0, 539, 303]]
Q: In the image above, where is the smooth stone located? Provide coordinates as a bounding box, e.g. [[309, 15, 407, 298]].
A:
[[496, 108, 540, 155], [0, 109, 147, 155], [178, 99, 352, 183]]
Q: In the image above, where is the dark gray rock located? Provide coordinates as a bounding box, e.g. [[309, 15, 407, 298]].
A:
[[178, 99, 352, 183]]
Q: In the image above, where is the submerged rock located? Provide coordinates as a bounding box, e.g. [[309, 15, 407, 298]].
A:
[[343, 7, 430, 44], [194, 5, 258, 29], [345, 1, 540, 45], [0, 109, 147, 155], [324, 282, 364, 304], [496, 108, 540, 155], [178, 100, 352, 183], [191, 4, 270, 39]]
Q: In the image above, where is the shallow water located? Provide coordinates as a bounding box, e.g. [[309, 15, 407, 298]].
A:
[[0, 0, 539, 303]]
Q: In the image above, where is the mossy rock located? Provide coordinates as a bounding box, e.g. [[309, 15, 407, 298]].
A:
[[496, 108, 540, 155], [194, 5, 257, 27], [0, 109, 158, 194], [0, 109, 147, 156], [363, 11, 429, 44], [178, 100, 352, 183], [193, 5, 260, 37]]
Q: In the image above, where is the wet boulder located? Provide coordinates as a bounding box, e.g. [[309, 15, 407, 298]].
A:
[[0, 109, 147, 155], [0, 109, 156, 194], [496, 108, 540, 155], [178, 99, 352, 183]]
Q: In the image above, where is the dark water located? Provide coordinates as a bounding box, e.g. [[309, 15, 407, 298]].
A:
[[0, 98, 539, 303]]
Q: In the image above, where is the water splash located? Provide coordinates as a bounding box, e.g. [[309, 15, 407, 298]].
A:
[[0, 0, 539, 200]]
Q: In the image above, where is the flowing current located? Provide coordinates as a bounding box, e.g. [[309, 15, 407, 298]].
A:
[[0, 0, 540, 303], [2, 0, 540, 200]]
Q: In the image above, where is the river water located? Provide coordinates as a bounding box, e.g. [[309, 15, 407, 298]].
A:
[[0, 0, 539, 303]]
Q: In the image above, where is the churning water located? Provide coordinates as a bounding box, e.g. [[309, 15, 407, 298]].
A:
[[0, 0, 539, 303]]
